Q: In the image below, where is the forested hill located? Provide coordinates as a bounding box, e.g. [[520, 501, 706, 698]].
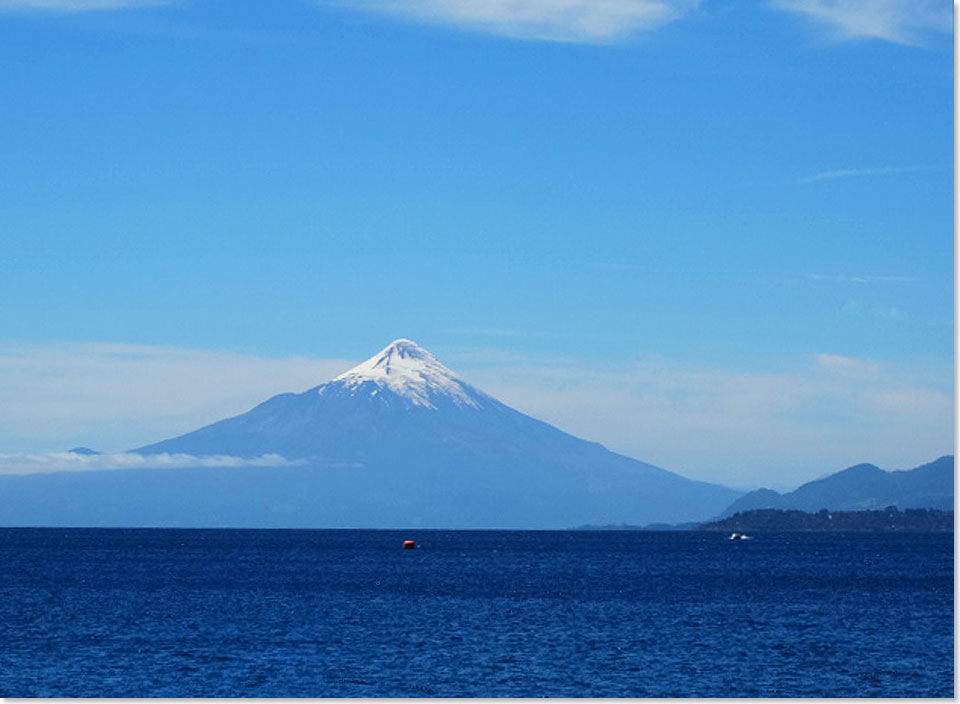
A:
[[717, 456, 953, 518], [701, 507, 953, 533]]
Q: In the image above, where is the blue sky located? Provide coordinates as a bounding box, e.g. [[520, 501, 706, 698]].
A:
[[0, 0, 953, 488]]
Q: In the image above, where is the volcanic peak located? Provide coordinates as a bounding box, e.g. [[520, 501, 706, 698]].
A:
[[324, 339, 486, 409]]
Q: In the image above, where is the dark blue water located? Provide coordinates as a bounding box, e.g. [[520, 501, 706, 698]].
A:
[[0, 528, 952, 697]]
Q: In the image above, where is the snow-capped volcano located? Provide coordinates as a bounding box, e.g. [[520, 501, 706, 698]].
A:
[[134, 338, 510, 460], [117, 339, 744, 527], [325, 339, 487, 409]]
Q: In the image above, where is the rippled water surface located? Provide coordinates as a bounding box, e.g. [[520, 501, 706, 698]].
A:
[[0, 528, 952, 697]]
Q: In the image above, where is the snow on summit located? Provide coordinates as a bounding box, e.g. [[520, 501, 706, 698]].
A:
[[126, 336, 743, 527], [325, 339, 486, 409]]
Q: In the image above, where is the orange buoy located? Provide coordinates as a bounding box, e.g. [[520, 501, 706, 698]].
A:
[[402, 540, 416, 550]]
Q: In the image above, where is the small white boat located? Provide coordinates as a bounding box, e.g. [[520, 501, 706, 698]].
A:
[[729, 532, 750, 540]]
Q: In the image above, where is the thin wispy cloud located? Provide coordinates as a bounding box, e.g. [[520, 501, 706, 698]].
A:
[[445, 327, 547, 338], [841, 298, 907, 321], [805, 273, 915, 284], [584, 261, 659, 272], [0, 0, 169, 11], [813, 352, 866, 369], [800, 164, 949, 183], [771, 0, 953, 45], [321, 0, 700, 43], [874, 306, 905, 320], [0, 451, 299, 475]]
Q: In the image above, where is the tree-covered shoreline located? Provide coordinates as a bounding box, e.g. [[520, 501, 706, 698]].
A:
[[700, 507, 953, 533]]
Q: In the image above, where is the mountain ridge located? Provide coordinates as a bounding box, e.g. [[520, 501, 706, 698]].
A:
[[718, 455, 954, 517]]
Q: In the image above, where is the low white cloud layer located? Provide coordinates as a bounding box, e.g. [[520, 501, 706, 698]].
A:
[[322, 0, 699, 43], [0, 339, 951, 489], [771, 0, 952, 45], [0, 451, 297, 475]]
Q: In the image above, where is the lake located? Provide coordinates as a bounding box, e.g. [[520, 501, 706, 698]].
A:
[[0, 528, 952, 697]]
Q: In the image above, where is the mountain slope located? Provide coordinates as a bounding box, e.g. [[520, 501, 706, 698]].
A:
[[135, 340, 608, 463], [719, 456, 954, 517], [0, 339, 742, 528]]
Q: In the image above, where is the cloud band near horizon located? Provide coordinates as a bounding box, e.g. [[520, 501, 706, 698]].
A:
[[0, 339, 951, 488]]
